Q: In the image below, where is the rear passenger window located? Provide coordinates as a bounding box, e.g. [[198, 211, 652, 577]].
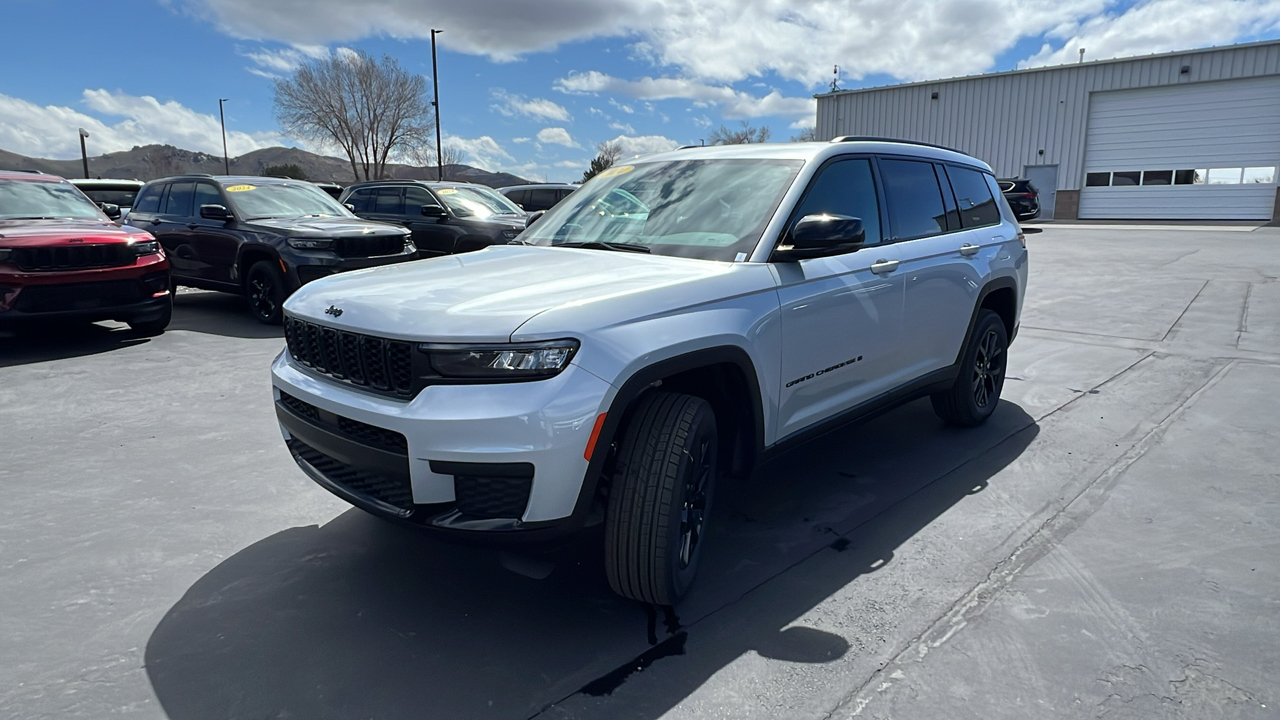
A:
[[506, 189, 528, 208], [373, 188, 403, 214], [879, 159, 947, 240], [791, 158, 882, 245], [945, 166, 1001, 228], [133, 184, 163, 214], [163, 182, 194, 216], [530, 189, 558, 211]]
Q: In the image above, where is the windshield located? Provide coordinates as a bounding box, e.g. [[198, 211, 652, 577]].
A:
[[0, 179, 108, 221], [79, 188, 140, 208], [436, 186, 524, 219], [522, 158, 804, 261], [223, 182, 353, 220]]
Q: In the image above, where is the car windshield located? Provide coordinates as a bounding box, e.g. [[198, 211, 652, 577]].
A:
[[223, 182, 353, 220], [79, 188, 140, 207], [521, 158, 804, 261], [436, 186, 524, 218], [0, 179, 107, 221]]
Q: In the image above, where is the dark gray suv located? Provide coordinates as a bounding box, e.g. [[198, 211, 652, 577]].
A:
[[340, 180, 529, 257]]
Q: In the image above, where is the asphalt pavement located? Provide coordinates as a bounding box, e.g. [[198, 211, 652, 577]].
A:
[[1, 226, 1277, 719]]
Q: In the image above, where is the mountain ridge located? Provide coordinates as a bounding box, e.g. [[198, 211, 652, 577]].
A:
[[0, 144, 531, 188]]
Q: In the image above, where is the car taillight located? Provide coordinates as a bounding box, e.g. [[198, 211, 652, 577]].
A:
[[1017, 231, 1027, 247]]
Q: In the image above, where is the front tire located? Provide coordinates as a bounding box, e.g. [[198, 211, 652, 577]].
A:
[[931, 309, 1008, 427], [605, 392, 718, 605], [245, 260, 286, 325], [127, 295, 173, 336]]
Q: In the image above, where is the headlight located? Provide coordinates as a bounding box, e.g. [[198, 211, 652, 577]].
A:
[[420, 340, 579, 379], [287, 238, 333, 249], [132, 240, 161, 256]]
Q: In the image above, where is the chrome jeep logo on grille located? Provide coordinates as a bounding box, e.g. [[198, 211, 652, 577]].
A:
[[324, 305, 343, 317]]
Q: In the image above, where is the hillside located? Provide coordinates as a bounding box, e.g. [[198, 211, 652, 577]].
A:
[[0, 145, 531, 188]]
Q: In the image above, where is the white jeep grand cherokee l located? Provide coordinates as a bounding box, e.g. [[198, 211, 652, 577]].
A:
[[270, 138, 1028, 604]]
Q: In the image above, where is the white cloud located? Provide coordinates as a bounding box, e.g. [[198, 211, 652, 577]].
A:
[[491, 89, 572, 122], [608, 134, 680, 159], [558, 71, 815, 119], [512, 136, 532, 144], [555, 159, 587, 168], [609, 121, 636, 134], [443, 134, 516, 171], [0, 89, 283, 159], [1021, 0, 1280, 68], [608, 98, 636, 114], [536, 127, 580, 148]]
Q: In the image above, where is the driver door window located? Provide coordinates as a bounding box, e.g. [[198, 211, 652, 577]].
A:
[[790, 158, 882, 246]]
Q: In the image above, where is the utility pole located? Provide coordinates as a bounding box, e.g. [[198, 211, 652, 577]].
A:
[[431, 29, 444, 181], [218, 98, 230, 174], [78, 128, 90, 178]]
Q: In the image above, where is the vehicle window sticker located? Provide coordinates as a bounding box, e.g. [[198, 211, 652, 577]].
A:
[[436, 188, 458, 195], [596, 165, 634, 179], [225, 185, 256, 192]]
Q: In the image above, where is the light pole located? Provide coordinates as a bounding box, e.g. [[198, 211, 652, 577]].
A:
[[431, 29, 443, 181], [218, 98, 230, 174], [78, 128, 90, 178]]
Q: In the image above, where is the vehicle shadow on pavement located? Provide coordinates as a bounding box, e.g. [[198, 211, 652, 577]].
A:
[[145, 399, 1037, 720], [0, 324, 151, 368], [169, 289, 283, 339]]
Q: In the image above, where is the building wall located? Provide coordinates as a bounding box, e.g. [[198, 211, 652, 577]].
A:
[[816, 41, 1280, 192]]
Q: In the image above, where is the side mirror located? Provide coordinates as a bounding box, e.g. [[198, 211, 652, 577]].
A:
[[772, 214, 866, 262], [525, 210, 546, 229], [344, 203, 356, 212], [421, 204, 448, 218], [200, 204, 233, 221], [101, 203, 121, 220]]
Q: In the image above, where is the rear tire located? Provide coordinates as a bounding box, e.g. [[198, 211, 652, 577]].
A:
[[605, 392, 718, 605], [245, 260, 286, 325], [931, 309, 1008, 427]]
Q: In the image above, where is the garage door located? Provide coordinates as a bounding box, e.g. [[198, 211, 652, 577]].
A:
[[1079, 76, 1280, 220]]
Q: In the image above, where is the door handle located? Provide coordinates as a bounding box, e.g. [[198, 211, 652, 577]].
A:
[[870, 259, 899, 274], [187, 223, 199, 230], [149, 218, 162, 225], [959, 243, 980, 256]]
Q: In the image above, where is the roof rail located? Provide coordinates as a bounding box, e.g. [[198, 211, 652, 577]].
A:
[[830, 136, 964, 154], [676, 144, 702, 150]]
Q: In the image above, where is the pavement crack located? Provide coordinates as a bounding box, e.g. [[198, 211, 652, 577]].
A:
[[825, 359, 1238, 719], [1160, 279, 1209, 342]]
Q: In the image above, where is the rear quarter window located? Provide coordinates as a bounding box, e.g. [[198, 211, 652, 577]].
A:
[[945, 166, 1001, 228]]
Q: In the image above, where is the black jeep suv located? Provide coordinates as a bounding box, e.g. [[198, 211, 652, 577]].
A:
[[339, 180, 528, 257], [127, 175, 414, 323]]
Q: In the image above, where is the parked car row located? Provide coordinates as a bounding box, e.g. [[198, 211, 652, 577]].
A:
[[2, 169, 538, 330]]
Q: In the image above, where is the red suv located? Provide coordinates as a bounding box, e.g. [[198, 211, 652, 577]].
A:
[[0, 171, 172, 334]]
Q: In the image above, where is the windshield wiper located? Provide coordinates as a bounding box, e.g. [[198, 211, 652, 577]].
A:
[[557, 241, 651, 253]]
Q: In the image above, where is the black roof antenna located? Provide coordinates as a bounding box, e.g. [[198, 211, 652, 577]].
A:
[[830, 65, 842, 93]]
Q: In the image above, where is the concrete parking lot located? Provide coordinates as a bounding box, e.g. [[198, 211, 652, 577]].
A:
[[2, 226, 1277, 719]]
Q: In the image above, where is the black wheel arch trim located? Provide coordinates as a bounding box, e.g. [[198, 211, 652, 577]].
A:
[[565, 345, 768, 529], [956, 275, 1020, 365]]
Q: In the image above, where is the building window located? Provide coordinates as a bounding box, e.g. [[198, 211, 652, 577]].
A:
[[1207, 168, 1242, 185], [1242, 166, 1276, 184], [1142, 170, 1173, 186], [1173, 170, 1203, 185], [1111, 171, 1141, 186], [1085, 172, 1111, 187]]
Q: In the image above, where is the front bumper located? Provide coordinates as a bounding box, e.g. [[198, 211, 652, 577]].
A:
[[286, 244, 419, 286], [0, 257, 171, 326], [271, 350, 615, 537]]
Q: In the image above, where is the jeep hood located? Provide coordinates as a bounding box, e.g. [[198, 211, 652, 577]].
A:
[[244, 216, 409, 238], [0, 218, 152, 247], [283, 245, 752, 342]]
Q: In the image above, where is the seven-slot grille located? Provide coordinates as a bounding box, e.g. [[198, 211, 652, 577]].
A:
[[13, 244, 135, 271], [333, 235, 405, 258], [284, 316, 416, 397]]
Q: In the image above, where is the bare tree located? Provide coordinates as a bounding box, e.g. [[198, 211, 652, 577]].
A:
[[708, 121, 771, 145], [581, 140, 623, 182], [406, 141, 466, 180], [790, 126, 821, 142], [274, 51, 434, 182]]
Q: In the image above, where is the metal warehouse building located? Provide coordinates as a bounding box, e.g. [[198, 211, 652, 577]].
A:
[[815, 40, 1280, 221]]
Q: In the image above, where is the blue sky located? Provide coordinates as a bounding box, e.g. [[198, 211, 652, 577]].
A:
[[2, 0, 1279, 182]]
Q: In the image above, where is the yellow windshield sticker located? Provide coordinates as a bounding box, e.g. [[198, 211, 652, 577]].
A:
[[597, 165, 634, 179], [436, 188, 458, 195], [225, 184, 256, 192]]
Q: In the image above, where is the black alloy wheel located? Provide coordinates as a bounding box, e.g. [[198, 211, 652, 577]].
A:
[[678, 434, 714, 569], [246, 261, 286, 325], [930, 309, 1008, 427], [972, 325, 1005, 409]]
